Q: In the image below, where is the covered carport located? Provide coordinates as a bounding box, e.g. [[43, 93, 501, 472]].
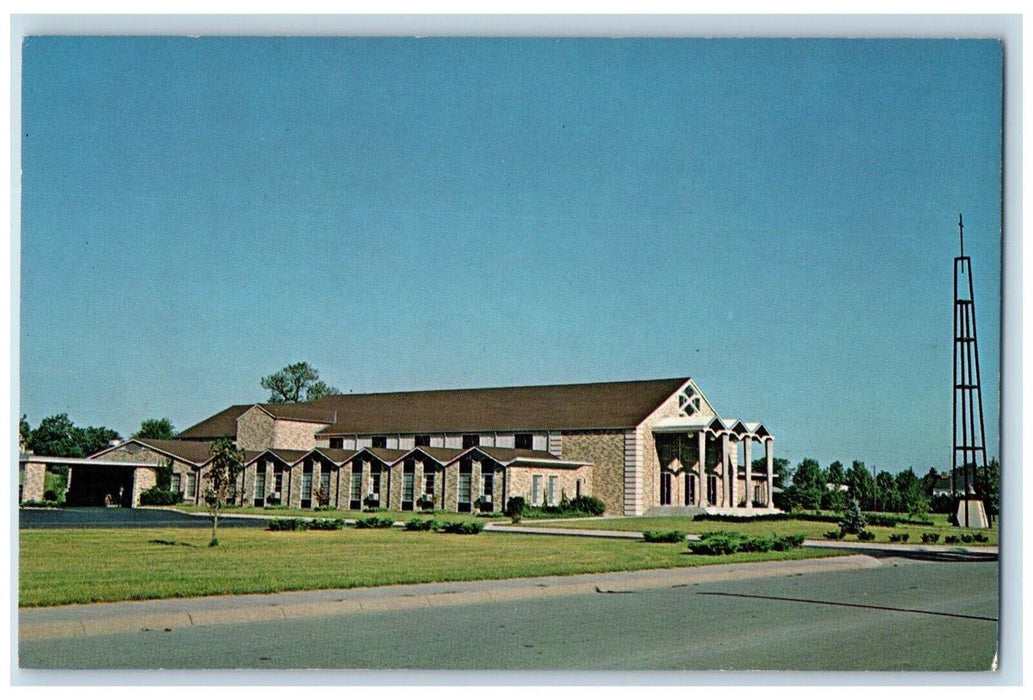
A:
[[19, 456, 158, 507]]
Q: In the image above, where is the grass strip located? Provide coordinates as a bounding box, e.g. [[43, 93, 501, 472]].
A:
[[20, 527, 841, 607]]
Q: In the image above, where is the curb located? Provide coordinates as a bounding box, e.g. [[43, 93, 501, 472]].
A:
[[19, 554, 881, 642]]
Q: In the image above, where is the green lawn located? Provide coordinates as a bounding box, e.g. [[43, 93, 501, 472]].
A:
[[19, 527, 839, 607], [523, 514, 998, 546], [170, 504, 499, 524]]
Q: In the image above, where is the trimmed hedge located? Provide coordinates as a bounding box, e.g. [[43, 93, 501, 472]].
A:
[[268, 518, 310, 531], [437, 521, 484, 535], [688, 531, 806, 556], [308, 518, 346, 531], [139, 487, 183, 506], [404, 518, 438, 531], [642, 530, 685, 543], [355, 516, 396, 529]]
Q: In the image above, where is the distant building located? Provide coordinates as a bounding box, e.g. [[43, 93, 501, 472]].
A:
[[21, 377, 776, 516]]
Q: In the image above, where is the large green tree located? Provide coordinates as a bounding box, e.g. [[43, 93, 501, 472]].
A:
[[874, 470, 897, 513], [788, 458, 825, 511], [204, 438, 245, 547], [133, 418, 177, 440], [260, 362, 340, 403], [894, 467, 929, 517], [26, 414, 121, 458], [974, 458, 1000, 517], [846, 460, 875, 510]]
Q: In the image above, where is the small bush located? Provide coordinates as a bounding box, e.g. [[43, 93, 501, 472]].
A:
[[888, 532, 910, 543], [355, 516, 395, 529], [416, 495, 435, 511], [960, 534, 973, 543], [20, 499, 63, 508], [505, 496, 527, 522], [437, 521, 484, 535], [739, 535, 774, 552], [772, 533, 806, 550], [308, 518, 345, 531], [642, 530, 685, 543], [139, 487, 183, 506], [688, 533, 743, 555], [823, 529, 844, 540], [921, 532, 941, 544], [268, 518, 309, 531], [404, 518, 438, 531], [263, 504, 288, 511], [313, 505, 338, 512], [864, 514, 899, 527], [973, 532, 989, 543], [857, 530, 876, 541], [568, 495, 606, 516], [944, 535, 960, 544], [838, 500, 868, 535]]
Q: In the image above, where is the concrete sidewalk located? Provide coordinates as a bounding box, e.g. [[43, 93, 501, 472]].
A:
[[20, 554, 883, 642]]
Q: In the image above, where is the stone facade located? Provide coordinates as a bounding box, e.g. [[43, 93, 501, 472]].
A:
[[274, 419, 330, 451], [505, 464, 592, 507], [131, 467, 157, 507], [20, 462, 46, 502], [236, 408, 276, 451], [559, 431, 624, 514]]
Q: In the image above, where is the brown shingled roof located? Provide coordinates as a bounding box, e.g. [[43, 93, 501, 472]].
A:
[[257, 403, 337, 423], [313, 377, 690, 436], [134, 438, 216, 465], [176, 404, 251, 440]]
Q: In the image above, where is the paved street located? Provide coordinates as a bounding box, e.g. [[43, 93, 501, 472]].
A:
[[19, 554, 997, 672], [19, 507, 269, 529]]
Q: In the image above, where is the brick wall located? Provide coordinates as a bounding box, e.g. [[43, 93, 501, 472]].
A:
[[237, 409, 276, 451], [273, 420, 329, 450], [560, 431, 624, 514]]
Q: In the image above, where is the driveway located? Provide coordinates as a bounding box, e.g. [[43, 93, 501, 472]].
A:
[[18, 507, 270, 529]]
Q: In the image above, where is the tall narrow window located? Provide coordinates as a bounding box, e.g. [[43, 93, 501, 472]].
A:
[[481, 469, 494, 512], [349, 465, 362, 510], [301, 461, 313, 508], [254, 471, 266, 507], [532, 475, 543, 505], [548, 476, 558, 506], [170, 473, 182, 494], [424, 470, 435, 497], [320, 469, 331, 502], [401, 459, 415, 511], [185, 473, 196, 501], [458, 459, 473, 513]]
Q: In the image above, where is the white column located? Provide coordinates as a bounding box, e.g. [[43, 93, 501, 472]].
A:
[[721, 433, 731, 507], [745, 437, 753, 510], [697, 430, 706, 506], [766, 438, 774, 508]]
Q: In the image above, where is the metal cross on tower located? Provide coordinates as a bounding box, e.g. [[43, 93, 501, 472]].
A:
[[952, 213, 990, 527]]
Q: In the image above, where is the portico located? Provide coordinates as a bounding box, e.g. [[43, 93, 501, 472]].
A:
[[651, 415, 775, 514]]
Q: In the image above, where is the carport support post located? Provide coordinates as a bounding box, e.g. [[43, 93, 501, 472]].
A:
[[766, 439, 774, 507], [21, 461, 46, 503], [697, 431, 705, 506]]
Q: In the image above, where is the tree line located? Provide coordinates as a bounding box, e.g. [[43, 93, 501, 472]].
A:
[[775, 457, 999, 517]]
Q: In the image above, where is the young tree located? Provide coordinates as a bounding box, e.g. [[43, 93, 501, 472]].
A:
[[754, 456, 791, 487], [875, 470, 898, 513], [827, 460, 845, 487], [260, 362, 340, 403], [895, 467, 929, 518], [133, 418, 177, 440], [204, 438, 245, 547]]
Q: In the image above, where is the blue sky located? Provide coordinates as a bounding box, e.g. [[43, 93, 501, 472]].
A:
[[19, 37, 1002, 473]]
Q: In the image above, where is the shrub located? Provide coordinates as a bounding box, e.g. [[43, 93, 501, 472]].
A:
[[642, 530, 685, 543], [313, 505, 338, 512], [688, 532, 743, 555], [505, 496, 527, 522], [268, 518, 309, 531], [738, 535, 774, 552], [960, 534, 973, 544], [568, 495, 606, 516], [823, 530, 845, 540], [139, 486, 183, 506], [857, 530, 876, 541], [362, 494, 380, 510], [308, 518, 345, 531], [864, 514, 899, 527], [355, 516, 395, 529], [416, 495, 435, 511], [921, 532, 941, 544], [973, 532, 989, 543], [888, 532, 910, 543], [263, 504, 288, 511], [838, 499, 868, 535], [772, 534, 806, 550], [437, 521, 484, 535], [404, 518, 438, 531], [944, 535, 960, 544], [20, 499, 63, 508]]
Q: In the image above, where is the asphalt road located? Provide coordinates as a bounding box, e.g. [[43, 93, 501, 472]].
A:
[[19, 555, 997, 672], [18, 507, 269, 529]]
